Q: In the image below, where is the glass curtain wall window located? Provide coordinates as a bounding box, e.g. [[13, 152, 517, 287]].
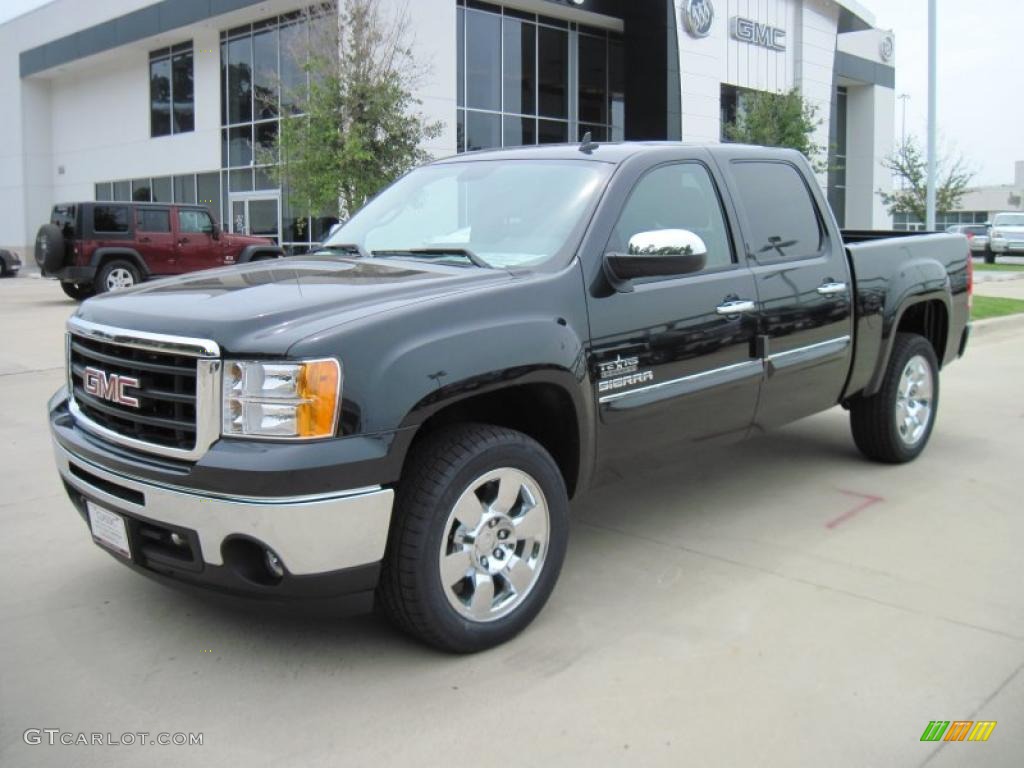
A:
[[827, 86, 848, 227], [150, 42, 195, 137], [456, 0, 624, 152], [94, 172, 223, 224], [221, 11, 338, 253]]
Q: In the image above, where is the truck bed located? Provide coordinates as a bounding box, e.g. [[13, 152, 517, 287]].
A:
[[842, 231, 971, 399]]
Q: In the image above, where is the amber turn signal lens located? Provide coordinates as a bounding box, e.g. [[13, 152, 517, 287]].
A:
[[296, 359, 341, 438]]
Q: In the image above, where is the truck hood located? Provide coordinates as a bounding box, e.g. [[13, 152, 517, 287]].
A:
[[75, 256, 514, 355]]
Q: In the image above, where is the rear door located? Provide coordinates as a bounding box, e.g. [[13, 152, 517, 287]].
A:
[[585, 155, 762, 468], [135, 207, 177, 275], [719, 157, 854, 432]]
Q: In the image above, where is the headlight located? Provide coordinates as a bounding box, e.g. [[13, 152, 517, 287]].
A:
[[222, 359, 341, 439], [991, 230, 1002, 238]]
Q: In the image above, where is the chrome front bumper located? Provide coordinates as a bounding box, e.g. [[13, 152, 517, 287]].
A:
[[54, 440, 394, 576]]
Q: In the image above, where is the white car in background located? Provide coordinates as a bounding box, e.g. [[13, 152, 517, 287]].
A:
[[946, 224, 991, 262], [989, 212, 1024, 259]]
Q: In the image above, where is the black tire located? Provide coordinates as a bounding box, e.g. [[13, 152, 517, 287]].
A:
[[850, 333, 940, 464], [984, 249, 995, 265], [34, 224, 65, 272], [95, 259, 141, 293], [60, 282, 95, 301], [378, 423, 569, 653]]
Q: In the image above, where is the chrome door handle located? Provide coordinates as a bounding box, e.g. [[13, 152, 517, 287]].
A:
[[716, 300, 757, 316], [817, 282, 848, 297]]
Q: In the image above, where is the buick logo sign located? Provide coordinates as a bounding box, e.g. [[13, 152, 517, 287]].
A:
[[83, 366, 141, 408], [879, 34, 895, 63], [683, 0, 714, 38]]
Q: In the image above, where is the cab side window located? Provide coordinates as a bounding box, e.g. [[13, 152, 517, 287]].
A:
[[179, 209, 213, 234], [610, 163, 733, 272], [729, 161, 823, 261]]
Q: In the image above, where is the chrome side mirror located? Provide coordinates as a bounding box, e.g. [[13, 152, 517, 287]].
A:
[[604, 229, 708, 292]]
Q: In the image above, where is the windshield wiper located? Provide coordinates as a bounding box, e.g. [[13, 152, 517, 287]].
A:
[[372, 247, 492, 269]]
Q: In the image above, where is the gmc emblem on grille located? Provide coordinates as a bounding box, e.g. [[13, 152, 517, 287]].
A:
[[83, 366, 141, 408]]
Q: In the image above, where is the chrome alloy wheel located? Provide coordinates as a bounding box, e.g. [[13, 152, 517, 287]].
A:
[[105, 267, 136, 291], [895, 354, 934, 446], [438, 467, 550, 623]]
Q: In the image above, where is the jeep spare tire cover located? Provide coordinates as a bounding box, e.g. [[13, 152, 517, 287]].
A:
[[35, 224, 65, 272]]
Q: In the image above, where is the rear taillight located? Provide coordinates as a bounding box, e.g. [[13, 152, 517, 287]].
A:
[[966, 249, 974, 311], [966, 232, 974, 239]]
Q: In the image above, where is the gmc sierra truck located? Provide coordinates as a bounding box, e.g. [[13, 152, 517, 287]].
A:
[[48, 143, 971, 653]]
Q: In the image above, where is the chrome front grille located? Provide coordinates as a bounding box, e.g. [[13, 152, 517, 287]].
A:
[[66, 318, 222, 461]]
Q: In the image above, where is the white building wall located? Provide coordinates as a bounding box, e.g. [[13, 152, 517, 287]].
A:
[[793, 0, 839, 187], [844, 82, 893, 228], [0, 0, 159, 260], [48, 28, 222, 205], [675, 0, 838, 187]]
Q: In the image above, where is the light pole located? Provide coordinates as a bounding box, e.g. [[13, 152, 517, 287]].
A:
[[898, 93, 910, 147], [898, 94, 910, 190], [926, 0, 937, 231]]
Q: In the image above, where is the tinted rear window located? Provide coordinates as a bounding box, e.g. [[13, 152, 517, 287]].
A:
[[729, 161, 823, 261], [965, 226, 987, 236], [139, 209, 171, 232], [93, 206, 131, 233]]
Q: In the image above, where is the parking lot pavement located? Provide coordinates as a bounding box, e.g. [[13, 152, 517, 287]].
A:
[[1, 276, 1022, 768]]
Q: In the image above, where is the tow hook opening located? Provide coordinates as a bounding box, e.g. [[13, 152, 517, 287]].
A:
[[222, 537, 287, 586]]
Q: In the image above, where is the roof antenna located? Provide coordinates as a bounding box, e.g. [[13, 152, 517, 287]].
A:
[[579, 131, 599, 154]]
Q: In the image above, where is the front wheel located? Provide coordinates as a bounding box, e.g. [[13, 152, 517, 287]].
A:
[[96, 260, 141, 293], [984, 249, 996, 265], [850, 333, 939, 463], [378, 424, 569, 653]]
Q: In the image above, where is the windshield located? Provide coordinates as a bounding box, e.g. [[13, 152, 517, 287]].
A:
[[993, 214, 1024, 227], [325, 160, 610, 269]]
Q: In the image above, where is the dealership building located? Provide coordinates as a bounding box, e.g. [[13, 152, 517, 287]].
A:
[[0, 0, 895, 261]]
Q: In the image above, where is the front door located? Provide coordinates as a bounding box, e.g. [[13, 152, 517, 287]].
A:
[[586, 160, 763, 469], [230, 194, 281, 244], [175, 207, 220, 272]]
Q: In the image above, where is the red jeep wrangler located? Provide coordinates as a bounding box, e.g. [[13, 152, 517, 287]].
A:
[[35, 202, 283, 300]]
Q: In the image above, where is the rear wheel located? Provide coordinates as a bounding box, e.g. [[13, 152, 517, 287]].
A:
[[60, 282, 95, 301], [378, 423, 569, 653], [850, 333, 939, 463], [96, 260, 141, 293]]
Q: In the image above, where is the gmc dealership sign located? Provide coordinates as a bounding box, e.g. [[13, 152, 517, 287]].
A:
[[731, 16, 786, 52]]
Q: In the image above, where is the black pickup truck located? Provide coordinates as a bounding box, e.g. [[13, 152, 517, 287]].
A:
[[48, 143, 971, 652]]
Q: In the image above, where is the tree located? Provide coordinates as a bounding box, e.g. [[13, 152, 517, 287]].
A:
[[266, 0, 442, 226], [723, 87, 826, 172], [877, 137, 974, 223]]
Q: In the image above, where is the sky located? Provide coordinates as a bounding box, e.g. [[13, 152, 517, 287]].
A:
[[872, 0, 1022, 186], [0, 0, 1019, 186]]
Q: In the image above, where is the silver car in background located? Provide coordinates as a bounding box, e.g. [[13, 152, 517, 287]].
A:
[[989, 212, 1024, 260], [946, 223, 992, 261]]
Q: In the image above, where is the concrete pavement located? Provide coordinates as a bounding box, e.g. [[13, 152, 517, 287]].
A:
[[0, 276, 1021, 767]]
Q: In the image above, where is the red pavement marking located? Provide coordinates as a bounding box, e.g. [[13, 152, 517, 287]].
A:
[[825, 489, 884, 529]]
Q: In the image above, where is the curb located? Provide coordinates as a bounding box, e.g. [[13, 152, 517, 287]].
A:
[[970, 312, 1024, 338]]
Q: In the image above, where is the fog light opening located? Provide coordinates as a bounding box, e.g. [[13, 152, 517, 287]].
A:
[[264, 548, 285, 579], [170, 532, 187, 548], [221, 537, 285, 586]]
